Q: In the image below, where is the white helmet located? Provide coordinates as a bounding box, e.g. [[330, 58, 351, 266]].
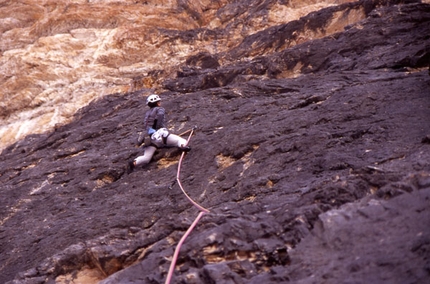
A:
[[146, 94, 161, 105]]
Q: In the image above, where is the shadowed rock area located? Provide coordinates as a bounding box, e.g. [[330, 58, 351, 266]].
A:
[[1, 1, 430, 283]]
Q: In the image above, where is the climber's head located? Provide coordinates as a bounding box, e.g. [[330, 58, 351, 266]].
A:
[[146, 94, 161, 107]]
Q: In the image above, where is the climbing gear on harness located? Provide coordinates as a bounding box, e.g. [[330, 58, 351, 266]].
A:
[[148, 127, 156, 135], [151, 128, 170, 145], [146, 94, 161, 105]]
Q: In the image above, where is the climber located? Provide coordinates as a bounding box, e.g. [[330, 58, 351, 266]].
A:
[[128, 94, 191, 172]]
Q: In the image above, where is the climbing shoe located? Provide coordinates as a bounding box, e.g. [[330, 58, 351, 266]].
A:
[[127, 160, 135, 174], [179, 146, 191, 152]]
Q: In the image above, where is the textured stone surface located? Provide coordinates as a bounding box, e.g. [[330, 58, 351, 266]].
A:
[[1, 1, 430, 283], [0, 0, 357, 152]]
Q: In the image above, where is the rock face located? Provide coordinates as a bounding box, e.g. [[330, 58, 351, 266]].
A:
[[1, 0, 430, 283], [0, 0, 357, 152]]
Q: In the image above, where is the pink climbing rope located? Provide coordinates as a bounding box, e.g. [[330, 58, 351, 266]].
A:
[[165, 211, 206, 283], [165, 128, 210, 284]]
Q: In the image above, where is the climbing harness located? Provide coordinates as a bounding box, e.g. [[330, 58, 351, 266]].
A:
[[165, 126, 210, 284], [151, 128, 170, 146]]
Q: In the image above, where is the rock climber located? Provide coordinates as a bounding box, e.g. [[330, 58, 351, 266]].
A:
[[128, 94, 191, 172]]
